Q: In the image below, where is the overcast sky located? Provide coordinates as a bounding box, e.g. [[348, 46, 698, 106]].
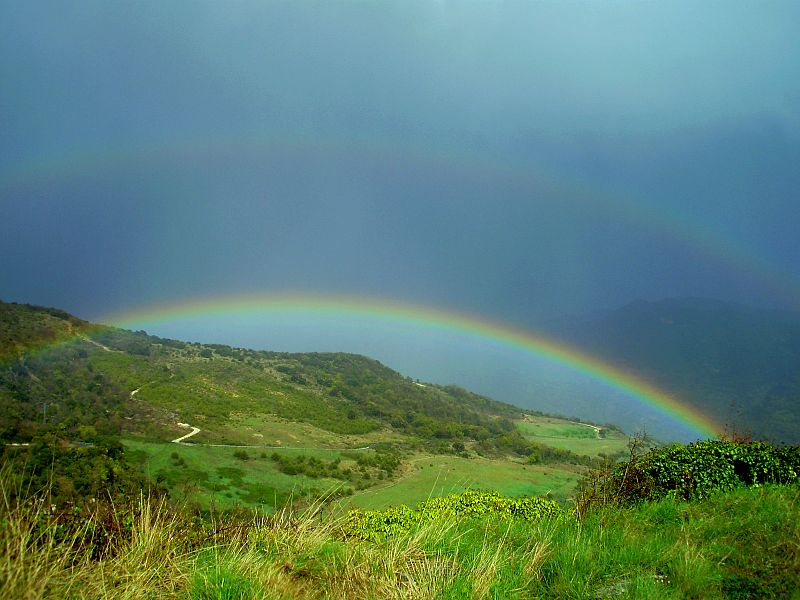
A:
[[2, 1, 799, 437]]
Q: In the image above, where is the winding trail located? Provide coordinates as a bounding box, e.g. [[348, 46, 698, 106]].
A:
[[172, 423, 202, 444], [128, 381, 372, 450]]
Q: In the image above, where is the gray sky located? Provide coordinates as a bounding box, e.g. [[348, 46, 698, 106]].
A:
[[2, 1, 799, 437]]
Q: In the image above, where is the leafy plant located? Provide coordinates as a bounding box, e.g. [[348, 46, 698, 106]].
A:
[[577, 437, 800, 513], [343, 490, 566, 541]]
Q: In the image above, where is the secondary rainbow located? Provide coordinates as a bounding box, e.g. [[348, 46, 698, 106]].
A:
[[4, 135, 798, 305], [101, 293, 720, 439]]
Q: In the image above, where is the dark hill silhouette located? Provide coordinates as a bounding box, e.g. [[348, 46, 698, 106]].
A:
[[547, 297, 800, 443]]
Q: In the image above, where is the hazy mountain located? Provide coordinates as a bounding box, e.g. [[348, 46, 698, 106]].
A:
[[548, 298, 800, 443]]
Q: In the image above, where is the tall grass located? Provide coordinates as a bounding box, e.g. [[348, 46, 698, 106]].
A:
[[0, 461, 192, 599], [1, 464, 797, 599]]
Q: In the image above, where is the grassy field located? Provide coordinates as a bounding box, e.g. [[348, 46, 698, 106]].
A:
[[516, 420, 598, 438], [123, 437, 584, 513], [123, 439, 373, 511], [516, 417, 630, 457], [341, 453, 581, 511], [5, 475, 797, 599]]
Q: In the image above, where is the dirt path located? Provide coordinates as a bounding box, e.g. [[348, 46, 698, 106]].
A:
[[79, 335, 120, 353], [172, 423, 202, 444], [129, 380, 372, 450]]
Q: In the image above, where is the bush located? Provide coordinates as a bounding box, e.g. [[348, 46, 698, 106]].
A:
[[343, 490, 565, 541], [577, 439, 800, 514], [624, 440, 798, 502]]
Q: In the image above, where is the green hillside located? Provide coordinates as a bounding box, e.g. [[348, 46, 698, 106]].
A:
[[2, 300, 798, 598], [0, 300, 615, 512]]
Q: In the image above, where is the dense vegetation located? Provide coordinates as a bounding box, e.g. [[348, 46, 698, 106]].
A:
[[615, 439, 798, 501], [0, 301, 88, 358], [342, 490, 565, 541]]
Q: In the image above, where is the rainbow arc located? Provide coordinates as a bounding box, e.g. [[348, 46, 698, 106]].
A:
[[101, 293, 721, 439]]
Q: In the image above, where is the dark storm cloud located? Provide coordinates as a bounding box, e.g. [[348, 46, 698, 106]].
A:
[[2, 0, 799, 321]]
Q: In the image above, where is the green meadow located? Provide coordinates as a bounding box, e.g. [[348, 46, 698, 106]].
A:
[[123, 437, 582, 513], [515, 418, 630, 457], [123, 439, 374, 511], [342, 454, 580, 511]]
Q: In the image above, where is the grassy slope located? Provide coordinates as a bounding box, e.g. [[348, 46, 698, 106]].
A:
[[124, 439, 359, 511], [0, 301, 87, 358], [516, 418, 630, 457], [4, 481, 797, 599], [342, 454, 580, 510], [123, 430, 592, 512]]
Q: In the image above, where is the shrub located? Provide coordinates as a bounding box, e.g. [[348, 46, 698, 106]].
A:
[[343, 490, 565, 541], [577, 438, 800, 513], [623, 440, 798, 502]]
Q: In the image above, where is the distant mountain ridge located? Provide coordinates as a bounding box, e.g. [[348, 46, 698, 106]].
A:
[[547, 297, 800, 443]]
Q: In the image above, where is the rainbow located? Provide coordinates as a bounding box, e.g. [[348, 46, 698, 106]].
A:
[[100, 292, 720, 439]]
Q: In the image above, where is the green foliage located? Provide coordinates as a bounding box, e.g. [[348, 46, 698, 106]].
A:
[[88, 328, 154, 356], [0, 339, 130, 443], [582, 439, 799, 508], [347, 447, 401, 475], [270, 452, 349, 481], [343, 490, 565, 541], [623, 440, 798, 501], [0, 300, 87, 359], [2, 435, 159, 509]]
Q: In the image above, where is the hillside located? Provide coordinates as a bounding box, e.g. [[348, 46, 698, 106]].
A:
[[547, 297, 800, 444], [0, 300, 625, 512], [2, 300, 798, 599], [3, 448, 797, 599]]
